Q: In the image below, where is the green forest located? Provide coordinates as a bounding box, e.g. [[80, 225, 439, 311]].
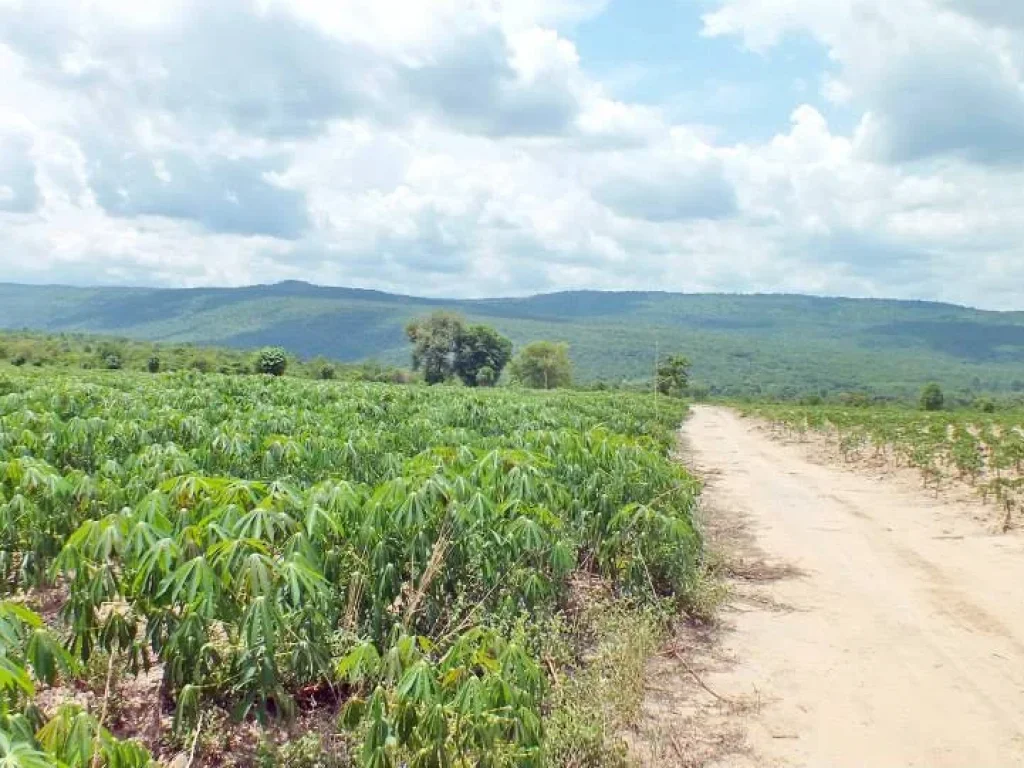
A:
[[3, 282, 1024, 398]]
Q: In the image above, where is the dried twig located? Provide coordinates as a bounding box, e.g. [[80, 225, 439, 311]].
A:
[[403, 525, 451, 627], [543, 654, 560, 688], [670, 650, 733, 706]]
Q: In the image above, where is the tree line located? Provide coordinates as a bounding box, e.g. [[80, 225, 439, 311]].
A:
[[404, 310, 692, 394]]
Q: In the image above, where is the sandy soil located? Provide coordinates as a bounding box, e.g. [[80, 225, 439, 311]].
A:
[[672, 405, 1024, 767]]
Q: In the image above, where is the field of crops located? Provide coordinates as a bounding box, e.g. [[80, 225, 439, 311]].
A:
[[0, 370, 701, 766], [741, 403, 1024, 529]]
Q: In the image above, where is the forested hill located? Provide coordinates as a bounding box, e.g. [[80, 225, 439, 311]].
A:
[[2, 280, 1024, 397]]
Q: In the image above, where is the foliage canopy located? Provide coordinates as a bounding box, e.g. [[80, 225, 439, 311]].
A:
[[511, 342, 573, 389]]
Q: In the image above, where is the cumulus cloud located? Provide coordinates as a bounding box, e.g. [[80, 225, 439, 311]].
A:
[[0, 0, 1023, 309], [944, 0, 1024, 29], [703, 0, 1024, 166]]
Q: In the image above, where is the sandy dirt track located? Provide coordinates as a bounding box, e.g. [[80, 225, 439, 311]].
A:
[[684, 405, 1024, 768]]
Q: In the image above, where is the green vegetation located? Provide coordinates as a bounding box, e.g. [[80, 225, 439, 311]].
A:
[[511, 342, 573, 390], [452, 324, 513, 387], [256, 346, 289, 376], [0, 330, 409, 383], [0, 368, 701, 765], [741, 402, 1024, 530], [405, 312, 513, 386], [4, 281, 1024, 397], [656, 355, 691, 398], [920, 383, 944, 411]]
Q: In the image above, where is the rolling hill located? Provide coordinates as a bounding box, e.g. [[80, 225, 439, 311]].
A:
[[2, 281, 1024, 397]]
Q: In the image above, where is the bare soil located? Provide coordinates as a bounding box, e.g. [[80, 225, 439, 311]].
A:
[[638, 405, 1024, 767]]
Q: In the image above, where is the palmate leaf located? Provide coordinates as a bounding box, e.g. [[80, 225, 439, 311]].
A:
[[278, 553, 330, 608], [36, 704, 154, 768], [336, 641, 381, 685], [35, 705, 93, 767], [0, 732, 53, 768], [0, 656, 33, 697], [25, 628, 76, 686], [396, 661, 438, 704], [233, 504, 296, 544], [157, 556, 219, 615], [96, 735, 152, 768], [206, 536, 269, 580], [238, 552, 277, 599], [506, 516, 546, 553], [303, 504, 343, 539], [240, 596, 282, 650], [129, 536, 180, 596]]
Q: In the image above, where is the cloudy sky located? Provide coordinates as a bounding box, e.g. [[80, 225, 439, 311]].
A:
[[1, 0, 1023, 308]]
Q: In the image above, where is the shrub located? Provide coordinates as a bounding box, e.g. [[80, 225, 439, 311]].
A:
[[104, 354, 123, 370], [920, 383, 944, 411], [147, 356, 161, 373], [255, 347, 288, 376], [318, 364, 335, 380], [974, 397, 996, 413], [11, 353, 27, 367]]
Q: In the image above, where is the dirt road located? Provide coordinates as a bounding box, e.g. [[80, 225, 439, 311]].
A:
[[684, 405, 1024, 767]]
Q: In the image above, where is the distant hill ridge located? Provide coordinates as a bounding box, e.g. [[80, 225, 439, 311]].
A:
[[1, 281, 1023, 397]]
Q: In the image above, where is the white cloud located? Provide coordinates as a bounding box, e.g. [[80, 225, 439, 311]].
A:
[[703, 0, 1024, 165], [0, 0, 1024, 309]]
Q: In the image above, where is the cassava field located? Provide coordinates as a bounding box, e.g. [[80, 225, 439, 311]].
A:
[[740, 402, 1024, 529], [0, 369, 702, 767]]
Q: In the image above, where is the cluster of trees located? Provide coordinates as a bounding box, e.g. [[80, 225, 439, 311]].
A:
[[405, 312, 577, 389], [406, 312, 512, 386], [405, 311, 694, 395]]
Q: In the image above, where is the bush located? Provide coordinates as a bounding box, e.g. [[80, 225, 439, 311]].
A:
[[839, 391, 873, 408], [104, 354, 122, 370], [10, 354, 27, 367], [147, 356, 161, 373], [255, 347, 288, 377], [318, 364, 335, 380], [920, 383, 944, 411], [974, 397, 996, 413]]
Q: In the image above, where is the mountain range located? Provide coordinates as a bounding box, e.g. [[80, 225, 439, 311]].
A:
[[2, 281, 1023, 397]]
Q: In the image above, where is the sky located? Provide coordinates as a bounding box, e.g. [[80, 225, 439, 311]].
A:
[[1, 0, 1024, 309]]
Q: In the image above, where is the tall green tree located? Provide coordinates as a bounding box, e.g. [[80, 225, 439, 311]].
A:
[[405, 312, 465, 384], [453, 325, 513, 387], [510, 341, 572, 389], [656, 355, 691, 397]]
